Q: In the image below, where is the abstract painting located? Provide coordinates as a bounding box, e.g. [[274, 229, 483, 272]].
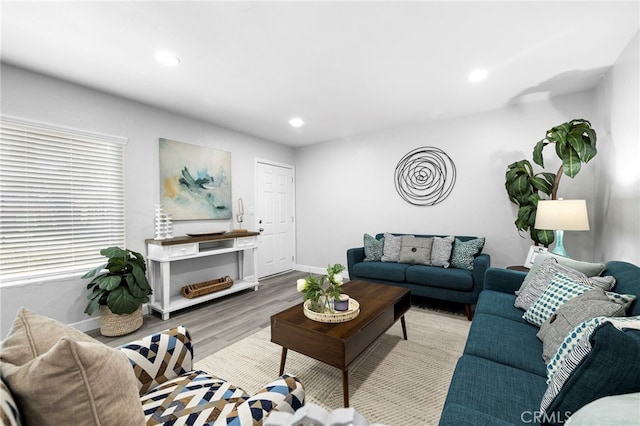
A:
[[159, 138, 232, 220]]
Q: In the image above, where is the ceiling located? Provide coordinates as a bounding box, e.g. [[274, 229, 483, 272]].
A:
[[1, 1, 638, 147]]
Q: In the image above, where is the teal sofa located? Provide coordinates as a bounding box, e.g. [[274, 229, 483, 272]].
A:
[[347, 233, 490, 320], [440, 261, 640, 425]]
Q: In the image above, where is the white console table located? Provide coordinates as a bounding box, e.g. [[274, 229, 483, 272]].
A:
[[145, 231, 260, 320]]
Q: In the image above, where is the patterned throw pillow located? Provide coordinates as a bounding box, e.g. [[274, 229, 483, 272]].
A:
[[0, 379, 21, 426], [541, 316, 640, 418], [514, 258, 616, 311], [516, 253, 605, 296], [363, 233, 384, 262], [523, 273, 592, 326], [537, 289, 635, 362], [450, 237, 485, 270], [431, 235, 455, 268]]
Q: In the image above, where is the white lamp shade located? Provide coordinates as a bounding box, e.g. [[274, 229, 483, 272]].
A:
[[535, 199, 590, 231]]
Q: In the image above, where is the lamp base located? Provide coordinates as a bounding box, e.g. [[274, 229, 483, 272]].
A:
[[550, 230, 569, 257]]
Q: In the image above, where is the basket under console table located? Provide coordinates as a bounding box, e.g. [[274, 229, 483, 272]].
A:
[[145, 231, 260, 320]]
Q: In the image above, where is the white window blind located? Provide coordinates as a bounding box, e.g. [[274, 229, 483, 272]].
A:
[[0, 116, 127, 283]]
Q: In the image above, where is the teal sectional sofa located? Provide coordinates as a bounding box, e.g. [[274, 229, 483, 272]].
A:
[[440, 260, 640, 425], [347, 233, 490, 320]]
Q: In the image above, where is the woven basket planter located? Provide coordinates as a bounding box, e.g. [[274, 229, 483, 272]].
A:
[[99, 305, 143, 337]]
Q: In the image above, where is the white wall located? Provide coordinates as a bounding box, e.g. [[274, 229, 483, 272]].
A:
[[0, 64, 295, 337], [294, 91, 598, 272], [592, 31, 640, 264]]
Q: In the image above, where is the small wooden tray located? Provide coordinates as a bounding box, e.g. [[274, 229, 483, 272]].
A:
[[303, 298, 360, 323], [181, 276, 233, 299]]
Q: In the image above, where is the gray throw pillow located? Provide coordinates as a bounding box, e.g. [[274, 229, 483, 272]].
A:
[[537, 289, 633, 362], [381, 233, 402, 262], [399, 236, 433, 265], [431, 235, 454, 268], [516, 253, 605, 296], [363, 233, 384, 262], [514, 258, 616, 311]]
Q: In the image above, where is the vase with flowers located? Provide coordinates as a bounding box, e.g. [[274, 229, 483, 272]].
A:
[[297, 263, 346, 313]]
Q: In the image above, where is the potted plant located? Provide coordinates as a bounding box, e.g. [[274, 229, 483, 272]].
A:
[[297, 263, 346, 313], [83, 246, 153, 336], [505, 119, 597, 246]]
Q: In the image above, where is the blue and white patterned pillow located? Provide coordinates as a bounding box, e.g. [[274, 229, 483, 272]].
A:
[[541, 316, 640, 415], [523, 273, 591, 326]]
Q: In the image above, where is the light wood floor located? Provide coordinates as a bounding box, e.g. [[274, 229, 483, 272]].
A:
[[91, 270, 466, 362], [91, 271, 308, 361]]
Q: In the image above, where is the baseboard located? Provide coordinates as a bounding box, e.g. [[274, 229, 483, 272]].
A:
[[294, 264, 350, 280], [70, 304, 151, 332]]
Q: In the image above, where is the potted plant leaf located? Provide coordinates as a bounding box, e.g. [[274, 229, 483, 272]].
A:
[[505, 119, 597, 246], [83, 246, 153, 336]]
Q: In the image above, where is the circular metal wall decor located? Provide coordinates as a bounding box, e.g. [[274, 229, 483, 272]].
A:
[[394, 146, 456, 206]]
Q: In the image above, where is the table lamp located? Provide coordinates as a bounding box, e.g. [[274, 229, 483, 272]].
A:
[[534, 199, 590, 257]]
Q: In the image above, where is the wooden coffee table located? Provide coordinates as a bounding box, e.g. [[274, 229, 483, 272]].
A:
[[270, 280, 411, 407]]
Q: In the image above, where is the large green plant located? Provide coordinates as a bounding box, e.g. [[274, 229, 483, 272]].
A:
[[505, 119, 597, 245], [83, 247, 153, 315]]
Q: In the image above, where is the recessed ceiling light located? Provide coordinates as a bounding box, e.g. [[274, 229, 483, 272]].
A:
[[155, 51, 180, 67], [468, 68, 488, 82], [288, 117, 305, 128]]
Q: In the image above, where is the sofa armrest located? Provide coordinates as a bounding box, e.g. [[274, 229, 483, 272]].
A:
[[471, 253, 491, 291], [483, 267, 527, 294], [119, 326, 194, 395], [346, 247, 365, 278], [228, 374, 305, 424]]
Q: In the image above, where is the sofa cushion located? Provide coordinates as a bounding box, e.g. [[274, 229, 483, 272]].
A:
[[515, 259, 615, 311], [474, 290, 525, 323], [517, 253, 605, 295], [463, 313, 547, 377], [541, 319, 640, 424], [431, 235, 454, 268], [0, 307, 98, 366], [450, 237, 485, 270], [141, 371, 250, 424], [363, 233, 384, 262], [602, 261, 640, 316], [2, 337, 145, 426], [442, 355, 548, 425], [439, 403, 516, 426], [405, 265, 473, 291], [399, 236, 433, 265], [537, 289, 633, 362], [352, 261, 408, 282]]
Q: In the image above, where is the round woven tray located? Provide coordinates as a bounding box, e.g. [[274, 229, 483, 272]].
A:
[[303, 298, 360, 323]]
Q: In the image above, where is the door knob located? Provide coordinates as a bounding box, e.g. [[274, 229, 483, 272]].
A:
[[259, 228, 264, 232]]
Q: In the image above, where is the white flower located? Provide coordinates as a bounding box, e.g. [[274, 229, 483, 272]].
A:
[[296, 278, 307, 292], [332, 273, 343, 285]]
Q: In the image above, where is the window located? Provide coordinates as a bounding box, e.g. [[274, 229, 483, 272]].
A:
[[0, 116, 126, 284]]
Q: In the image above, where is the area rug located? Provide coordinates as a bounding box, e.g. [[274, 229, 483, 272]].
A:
[[194, 308, 470, 426]]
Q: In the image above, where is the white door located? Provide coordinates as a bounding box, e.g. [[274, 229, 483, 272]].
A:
[[256, 161, 295, 278]]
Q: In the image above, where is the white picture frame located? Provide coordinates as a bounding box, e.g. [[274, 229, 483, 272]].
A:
[[524, 245, 548, 268]]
